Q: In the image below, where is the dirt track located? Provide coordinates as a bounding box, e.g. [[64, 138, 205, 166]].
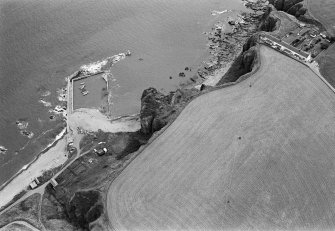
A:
[[107, 46, 335, 230]]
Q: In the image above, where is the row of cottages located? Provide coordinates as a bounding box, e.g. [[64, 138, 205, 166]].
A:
[[260, 34, 312, 62], [29, 177, 58, 189]]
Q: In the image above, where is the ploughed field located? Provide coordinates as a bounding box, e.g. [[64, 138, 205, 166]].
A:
[[107, 46, 335, 230]]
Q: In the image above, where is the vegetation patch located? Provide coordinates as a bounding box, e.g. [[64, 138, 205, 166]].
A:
[[307, 0, 335, 37], [66, 190, 103, 229], [317, 44, 335, 87], [0, 193, 41, 230]]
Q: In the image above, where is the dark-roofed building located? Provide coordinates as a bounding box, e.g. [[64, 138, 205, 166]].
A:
[[50, 178, 58, 188], [261, 34, 312, 61], [298, 28, 310, 36]]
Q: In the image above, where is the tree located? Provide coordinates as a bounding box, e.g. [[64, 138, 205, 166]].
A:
[[321, 43, 329, 50]]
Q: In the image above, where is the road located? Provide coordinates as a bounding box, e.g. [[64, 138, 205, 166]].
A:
[[0, 220, 40, 231]]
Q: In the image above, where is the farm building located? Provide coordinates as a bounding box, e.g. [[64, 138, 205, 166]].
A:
[[50, 178, 58, 188], [261, 34, 312, 62], [94, 148, 107, 156], [29, 181, 37, 189], [298, 28, 310, 36]]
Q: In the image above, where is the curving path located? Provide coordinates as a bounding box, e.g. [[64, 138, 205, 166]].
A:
[[0, 221, 39, 231], [107, 46, 335, 230]]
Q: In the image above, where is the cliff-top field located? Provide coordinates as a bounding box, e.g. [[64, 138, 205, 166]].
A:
[[317, 44, 335, 87], [307, 0, 335, 37], [307, 0, 335, 90], [107, 45, 335, 230]]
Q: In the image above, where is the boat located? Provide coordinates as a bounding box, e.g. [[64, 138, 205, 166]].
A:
[[80, 82, 85, 85], [82, 91, 89, 96], [126, 50, 131, 56], [79, 85, 86, 90]]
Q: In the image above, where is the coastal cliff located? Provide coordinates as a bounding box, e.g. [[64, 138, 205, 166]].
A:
[[40, 7, 270, 229], [0, 1, 281, 230], [216, 32, 261, 86], [268, 0, 327, 31], [258, 6, 280, 32], [268, 0, 306, 17], [140, 87, 200, 135], [32, 86, 202, 230]]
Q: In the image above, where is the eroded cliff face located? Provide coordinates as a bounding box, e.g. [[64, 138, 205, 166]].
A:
[[217, 34, 260, 85], [66, 191, 103, 230], [140, 88, 174, 135], [140, 87, 200, 135], [258, 6, 280, 32]]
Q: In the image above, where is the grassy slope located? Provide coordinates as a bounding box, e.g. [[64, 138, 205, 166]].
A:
[[107, 46, 335, 230], [317, 44, 335, 87], [307, 0, 335, 88], [307, 0, 335, 37]]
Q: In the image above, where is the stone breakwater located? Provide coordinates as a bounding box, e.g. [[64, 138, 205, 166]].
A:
[[79, 53, 126, 76]]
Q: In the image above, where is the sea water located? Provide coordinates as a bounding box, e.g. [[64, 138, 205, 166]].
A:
[[0, 0, 247, 186]]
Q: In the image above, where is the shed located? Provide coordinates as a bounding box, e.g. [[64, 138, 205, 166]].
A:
[[94, 148, 107, 156], [50, 178, 58, 188], [29, 181, 37, 189]]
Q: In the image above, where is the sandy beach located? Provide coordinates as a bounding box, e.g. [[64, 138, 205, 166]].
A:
[[0, 108, 141, 209], [0, 137, 68, 208], [68, 108, 141, 133]]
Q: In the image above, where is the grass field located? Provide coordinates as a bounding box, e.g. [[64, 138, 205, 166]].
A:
[[307, 0, 335, 36], [317, 44, 335, 87], [107, 46, 335, 230], [307, 0, 335, 89]]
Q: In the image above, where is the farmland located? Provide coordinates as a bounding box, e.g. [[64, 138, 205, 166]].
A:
[[107, 45, 335, 230], [317, 44, 335, 87], [306, 0, 335, 89], [307, 0, 335, 37]]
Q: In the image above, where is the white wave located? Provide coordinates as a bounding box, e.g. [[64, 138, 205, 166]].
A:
[[20, 130, 34, 139], [80, 53, 127, 75], [211, 9, 231, 16], [52, 105, 67, 117], [57, 88, 67, 102], [16, 120, 28, 130], [21, 164, 29, 170], [41, 90, 51, 97], [38, 99, 52, 107], [0, 145, 7, 155], [81, 59, 108, 74]]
